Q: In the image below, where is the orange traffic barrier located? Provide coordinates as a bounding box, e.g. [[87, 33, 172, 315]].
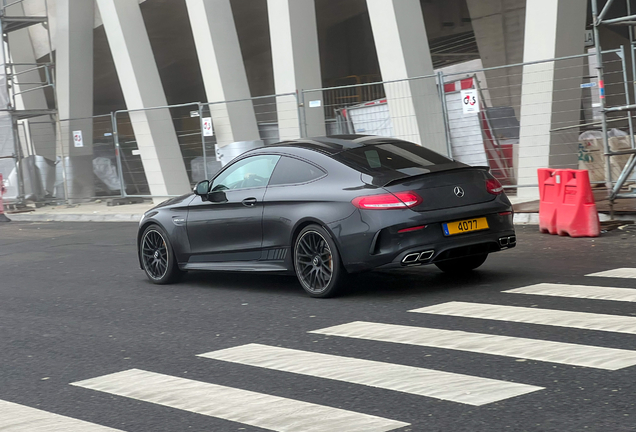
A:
[[555, 169, 600, 237], [0, 173, 10, 222], [537, 168, 561, 235]]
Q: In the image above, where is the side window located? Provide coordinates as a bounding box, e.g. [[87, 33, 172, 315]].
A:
[[269, 156, 326, 186], [211, 155, 281, 191]]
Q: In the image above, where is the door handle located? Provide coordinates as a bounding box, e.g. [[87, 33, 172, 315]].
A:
[[242, 197, 257, 207]]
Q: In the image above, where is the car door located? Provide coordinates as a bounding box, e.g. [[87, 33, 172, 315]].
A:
[[261, 156, 328, 251], [186, 154, 281, 262]]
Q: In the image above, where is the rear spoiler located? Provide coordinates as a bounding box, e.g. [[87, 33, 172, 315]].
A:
[[381, 166, 491, 188]]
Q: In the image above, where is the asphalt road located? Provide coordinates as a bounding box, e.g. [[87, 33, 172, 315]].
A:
[[1, 221, 635, 432]]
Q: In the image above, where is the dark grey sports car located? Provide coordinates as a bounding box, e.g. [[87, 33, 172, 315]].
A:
[[137, 135, 516, 297]]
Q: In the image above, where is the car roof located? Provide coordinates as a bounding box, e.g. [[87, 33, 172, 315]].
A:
[[268, 135, 406, 155]]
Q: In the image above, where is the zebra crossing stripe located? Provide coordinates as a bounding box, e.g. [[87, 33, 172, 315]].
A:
[[587, 268, 636, 279], [410, 302, 636, 335], [504, 283, 636, 302], [0, 399, 123, 431], [198, 343, 542, 406], [310, 321, 636, 370], [71, 369, 408, 432]]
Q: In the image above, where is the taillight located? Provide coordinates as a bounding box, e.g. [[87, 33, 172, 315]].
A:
[[352, 191, 422, 210], [486, 178, 504, 195]]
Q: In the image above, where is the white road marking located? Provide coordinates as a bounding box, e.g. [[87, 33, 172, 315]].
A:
[[587, 268, 636, 279], [0, 399, 123, 431], [310, 321, 636, 370], [71, 369, 408, 432], [504, 283, 636, 302], [410, 301, 636, 335], [199, 343, 542, 406]]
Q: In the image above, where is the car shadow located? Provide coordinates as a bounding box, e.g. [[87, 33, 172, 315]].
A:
[[178, 266, 512, 300]]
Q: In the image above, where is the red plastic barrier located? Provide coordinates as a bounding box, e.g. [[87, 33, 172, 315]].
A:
[[0, 173, 9, 222], [538, 168, 561, 235], [555, 169, 600, 237]]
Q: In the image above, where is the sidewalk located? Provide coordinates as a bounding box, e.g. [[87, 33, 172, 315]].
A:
[[3, 196, 635, 224], [6, 201, 154, 222]]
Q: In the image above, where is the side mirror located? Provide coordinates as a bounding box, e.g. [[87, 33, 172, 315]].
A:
[[194, 180, 210, 197], [208, 190, 227, 203]]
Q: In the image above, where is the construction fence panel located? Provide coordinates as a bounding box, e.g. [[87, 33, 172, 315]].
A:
[[200, 92, 300, 171], [9, 114, 119, 202], [300, 76, 449, 156], [114, 103, 203, 196], [441, 49, 633, 191]]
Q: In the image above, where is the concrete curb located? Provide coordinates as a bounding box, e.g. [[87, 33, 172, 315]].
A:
[[8, 213, 142, 222]]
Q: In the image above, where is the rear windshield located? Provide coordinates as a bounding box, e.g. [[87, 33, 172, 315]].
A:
[[332, 141, 457, 178]]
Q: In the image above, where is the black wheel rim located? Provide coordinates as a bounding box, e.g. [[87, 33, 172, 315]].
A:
[[295, 230, 333, 293], [141, 230, 169, 280]]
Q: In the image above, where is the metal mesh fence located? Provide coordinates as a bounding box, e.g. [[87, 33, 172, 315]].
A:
[[114, 103, 203, 196], [301, 76, 449, 156], [7, 51, 636, 203], [442, 49, 632, 191], [14, 114, 120, 201], [201, 92, 300, 169], [301, 49, 634, 195]]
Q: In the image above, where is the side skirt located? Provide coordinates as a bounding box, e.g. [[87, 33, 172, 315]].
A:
[[180, 261, 289, 272]]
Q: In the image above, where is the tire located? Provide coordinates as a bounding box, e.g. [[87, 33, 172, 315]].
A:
[[140, 224, 183, 284], [293, 224, 345, 298], [435, 253, 488, 273]]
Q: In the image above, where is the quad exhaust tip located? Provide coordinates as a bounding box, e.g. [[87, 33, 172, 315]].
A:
[[499, 236, 516, 247], [402, 250, 435, 265]]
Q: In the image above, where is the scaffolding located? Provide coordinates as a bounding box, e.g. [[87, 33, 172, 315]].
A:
[[0, 0, 56, 204], [591, 0, 636, 216]]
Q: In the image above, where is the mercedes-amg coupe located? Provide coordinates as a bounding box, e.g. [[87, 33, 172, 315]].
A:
[[137, 135, 516, 297]]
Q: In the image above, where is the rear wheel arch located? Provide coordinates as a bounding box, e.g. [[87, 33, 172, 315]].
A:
[[290, 218, 339, 253]]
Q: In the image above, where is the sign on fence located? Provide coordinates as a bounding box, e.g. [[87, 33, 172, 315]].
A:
[[202, 117, 214, 136], [73, 130, 84, 147], [460, 89, 479, 114]]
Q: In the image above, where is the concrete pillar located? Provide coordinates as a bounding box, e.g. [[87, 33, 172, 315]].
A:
[[466, 0, 525, 113], [6, 3, 56, 162], [366, 0, 447, 155], [56, 0, 95, 201], [185, 0, 260, 148], [517, 0, 587, 200], [97, 0, 191, 198], [267, 0, 324, 140]]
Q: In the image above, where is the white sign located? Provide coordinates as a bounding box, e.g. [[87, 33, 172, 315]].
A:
[[309, 100, 322, 108], [460, 89, 479, 114], [73, 130, 84, 147], [190, 110, 200, 117], [202, 117, 214, 136], [214, 144, 222, 162], [584, 30, 594, 47]]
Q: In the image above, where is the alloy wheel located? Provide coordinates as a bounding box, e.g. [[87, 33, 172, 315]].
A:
[[141, 229, 169, 280], [295, 230, 333, 293]]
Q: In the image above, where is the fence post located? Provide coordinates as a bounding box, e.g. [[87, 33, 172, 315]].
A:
[[198, 102, 209, 180], [436, 71, 453, 159], [54, 115, 70, 203], [297, 90, 306, 138], [111, 111, 126, 198], [619, 45, 636, 150]]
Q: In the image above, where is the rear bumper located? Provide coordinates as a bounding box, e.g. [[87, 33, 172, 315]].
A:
[[330, 195, 515, 273]]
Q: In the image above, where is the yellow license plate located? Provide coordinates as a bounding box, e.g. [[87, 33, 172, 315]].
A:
[[442, 217, 489, 236]]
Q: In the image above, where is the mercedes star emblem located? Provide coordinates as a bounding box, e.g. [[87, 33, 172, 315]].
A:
[[454, 186, 465, 197]]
